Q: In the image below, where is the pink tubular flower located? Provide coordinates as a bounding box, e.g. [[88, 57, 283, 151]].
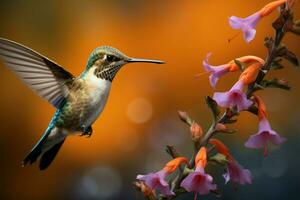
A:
[[229, 12, 261, 43], [180, 148, 217, 198], [213, 63, 262, 112], [137, 157, 188, 196], [203, 53, 233, 88], [181, 166, 217, 195], [223, 160, 252, 185], [229, 0, 287, 43], [245, 95, 286, 156], [209, 139, 252, 185], [245, 117, 286, 157], [137, 169, 174, 196], [203, 53, 264, 88], [213, 79, 252, 112]]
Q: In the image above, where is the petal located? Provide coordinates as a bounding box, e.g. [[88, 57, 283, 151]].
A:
[[223, 172, 231, 184], [198, 174, 217, 195], [160, 186, 175, 196], [258, 118, 272, 133], [229, 12, 261, 43], [229, 16, 244, 29], [227, 161, 252, 185], [213, 91, 231, 107], [180, 172, 199, 192], [244, 28, 257, 43], [235, 93, 253, 112], [245, 133, 266, 149], [269, 131, 286, 145]]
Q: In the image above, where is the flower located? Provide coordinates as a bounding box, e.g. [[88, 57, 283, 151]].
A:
[[137, 157, 188, 196], [203, 53, 264, 87], [213, 62, 263, 112], [229, 12, 261, 43], [245, 95, 286, 156], [180, 147, 217, 198], [203, 53, 233, 88], [223, 161, 252, 185], [245, 117, 286, 156], [137, 170, 174, 196], [213, 79, 252, 112], [209, 139, 252, 185], [229, 0, 287, 43]]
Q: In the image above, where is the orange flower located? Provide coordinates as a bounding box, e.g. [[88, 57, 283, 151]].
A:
[[195, 147, 207, 168], [259, 0, 287, 17], [253, 95, 267, 119], [209, 139, 233, 161], [163, 157, 189, 173], [239, 62, 262, 85]]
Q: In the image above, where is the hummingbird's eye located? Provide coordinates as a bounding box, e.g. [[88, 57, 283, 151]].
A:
[[106, 55, 114, 62], [105, 54, 121, 62]]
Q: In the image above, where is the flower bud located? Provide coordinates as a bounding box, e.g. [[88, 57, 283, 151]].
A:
[[190, 122, 203, 141], [178, 111, 188, 123], [215, 123, 227, 132], [278, 78, 289, 86]]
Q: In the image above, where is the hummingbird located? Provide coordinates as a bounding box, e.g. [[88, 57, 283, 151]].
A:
[[0, 38, 164, 170]]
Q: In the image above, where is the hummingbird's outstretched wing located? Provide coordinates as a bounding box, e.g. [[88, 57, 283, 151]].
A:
[[0, 38, 75, 108]]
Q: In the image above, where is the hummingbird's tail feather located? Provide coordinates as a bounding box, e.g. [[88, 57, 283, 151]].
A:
[[22, 124, 66, 170], [39, 139, 65, 170], [22, 124, 55, 167]]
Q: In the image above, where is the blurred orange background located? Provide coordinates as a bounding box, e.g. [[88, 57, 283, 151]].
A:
[[0, 0, 299, 199]]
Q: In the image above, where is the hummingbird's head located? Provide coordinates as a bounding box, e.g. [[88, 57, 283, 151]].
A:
[[84, 46, 164, 81]]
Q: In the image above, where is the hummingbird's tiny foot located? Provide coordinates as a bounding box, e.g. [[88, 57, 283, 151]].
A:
[[80, 125, 93, 137]]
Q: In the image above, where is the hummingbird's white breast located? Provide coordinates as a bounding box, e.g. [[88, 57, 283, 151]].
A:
[[81, 67, 112, 127]]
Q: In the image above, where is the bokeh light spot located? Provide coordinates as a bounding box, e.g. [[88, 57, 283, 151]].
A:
[[127, 97, 153, 124], [77, 166, 122, 199]]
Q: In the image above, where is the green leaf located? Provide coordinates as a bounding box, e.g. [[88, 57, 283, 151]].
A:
[[223, 119, 237, 124], [209, 153, 228, 165], [234, 59, 246, 71], [260, 78, 291, 90], [218, 128, 237, 134], [270, 58, 284, 70], [247, 105, 259, 115], [205, 96, 220, 122], [276, 45, 299, 66], [283, 50, 299, 66]]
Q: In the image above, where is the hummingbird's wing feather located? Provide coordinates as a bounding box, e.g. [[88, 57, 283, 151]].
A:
[[0, 38, 75, 108]]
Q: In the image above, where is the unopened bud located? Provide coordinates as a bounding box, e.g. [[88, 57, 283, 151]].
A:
[[178, 110, 188, 123], [190, 122, 203, 141], [278, 78, 289, 85], [215, 123, 227, 132]]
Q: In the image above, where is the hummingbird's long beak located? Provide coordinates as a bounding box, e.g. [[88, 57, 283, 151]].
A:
[[127, 58, 165, 64]]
